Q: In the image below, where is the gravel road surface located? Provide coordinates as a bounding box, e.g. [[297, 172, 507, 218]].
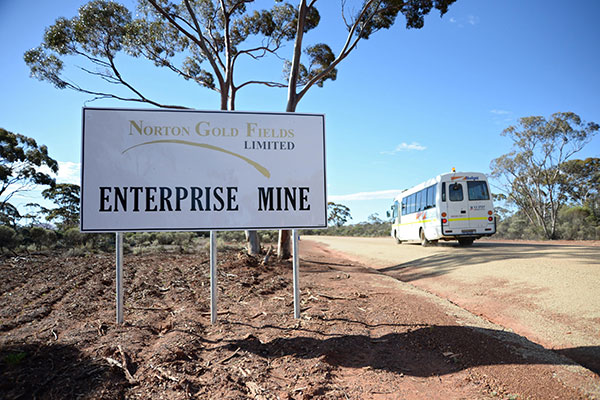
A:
[[304, 236, 600, 375]]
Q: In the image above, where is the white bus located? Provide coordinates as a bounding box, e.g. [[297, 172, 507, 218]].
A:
[[388, 171, 496, 246]]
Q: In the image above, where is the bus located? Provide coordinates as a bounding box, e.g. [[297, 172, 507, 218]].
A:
[[388, 171, 496, 246]]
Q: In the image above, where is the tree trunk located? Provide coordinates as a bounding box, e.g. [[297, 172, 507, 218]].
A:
[[245, 230, 260, 255], [277, 229, 291, 259], [276, 0, 308, 260]]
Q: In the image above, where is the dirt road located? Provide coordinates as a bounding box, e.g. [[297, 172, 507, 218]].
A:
[[303, 236, 600, 375]]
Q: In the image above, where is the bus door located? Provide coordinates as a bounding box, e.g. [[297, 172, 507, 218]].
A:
[[446, 181, 470, 232], [466, 180, 491, 230], [394, 200, 400, 226]]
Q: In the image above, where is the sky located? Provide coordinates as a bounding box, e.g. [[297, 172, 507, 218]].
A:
[[1, 0, 599, 224]]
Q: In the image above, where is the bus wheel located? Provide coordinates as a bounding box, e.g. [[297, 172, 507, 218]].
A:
[[420, 229, 430, 247], [458, 238, 474, 246]]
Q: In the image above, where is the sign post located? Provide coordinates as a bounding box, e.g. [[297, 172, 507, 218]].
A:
[[81, 108, 326, 323], [292, 229, 300, 319], [115, 232, 124, 324], [210, 231, 217, 324]]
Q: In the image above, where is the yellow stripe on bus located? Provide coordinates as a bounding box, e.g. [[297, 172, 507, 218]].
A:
[[448, 217, 489, 222], [393, 219, 438, 228], [392, 216, 488, 228]]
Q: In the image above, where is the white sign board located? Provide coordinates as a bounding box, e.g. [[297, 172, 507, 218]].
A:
[[81, 108, 326, 232]]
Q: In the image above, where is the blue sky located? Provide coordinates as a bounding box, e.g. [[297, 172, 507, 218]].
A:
[[1, 0, 599, 224]]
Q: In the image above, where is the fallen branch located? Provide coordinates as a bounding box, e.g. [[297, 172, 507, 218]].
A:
[[218, 347, 241, 364], [262, 246, 273, 265], [153, 365, 180, 382], [200, 310, 229, 317], [129, 306, 171, 311], [118, 345, 136, 384], [316, 292, 352, 301], [250, 311, 267, 319], [105, 357, 136, 384]]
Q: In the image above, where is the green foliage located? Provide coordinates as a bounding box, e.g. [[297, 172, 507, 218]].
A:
[[210, 230, 278, 244], [302, 220, 389, 237], [63, 227, 87, 247], [216, 231, 246, 242], [490, 112, 599, 239], [0, 128, 58, 209], [327, 202, 352, 227], [39, 183, 80, 228], [24, 0, 318, 109], [495, 205, 600, 241], [557, 206, 600, 240], [559, 158, 600, 219], [26, 0, 458, 111], [357, 0, 456, 39], [28, 227, 57, 250], [495, 213, 542, 240], [0, 225, 18, 252], [0, 203, 21, 228]]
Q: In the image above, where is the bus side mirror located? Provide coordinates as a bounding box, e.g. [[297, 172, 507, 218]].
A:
[[386, 211, 391, 218]]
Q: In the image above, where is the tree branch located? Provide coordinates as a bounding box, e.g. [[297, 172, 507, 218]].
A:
[[150, 0, 226, 94], [295, 0, 380, 104]]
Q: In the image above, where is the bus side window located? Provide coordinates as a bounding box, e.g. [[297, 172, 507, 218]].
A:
[[401, 198, 407, 215], [425, 186, 435, 210], [416, 191, 422, 212], [441, 182, 446, 202], [407, 195, 412, 214], [449, 183, 464, 201]]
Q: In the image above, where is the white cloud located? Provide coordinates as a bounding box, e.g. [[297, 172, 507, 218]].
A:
[[56, 161, 81, 184], [38, 161, 81, 185], [490, 109, 511, 115], [381, 142, 426, 155], [467, 15, 480, 25], [448, 15, 479, 28], [329, 189, 402, 202]]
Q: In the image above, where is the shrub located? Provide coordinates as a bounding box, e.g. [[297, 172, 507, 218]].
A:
[[0, 225, 18, 253], [156, 232, 174, 245], [28, 226, 56, 250], [63, 227, 86, 247], [557, 206, 599, 240]]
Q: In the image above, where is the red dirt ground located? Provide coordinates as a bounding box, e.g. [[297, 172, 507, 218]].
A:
[[1, 241, 598, 399]]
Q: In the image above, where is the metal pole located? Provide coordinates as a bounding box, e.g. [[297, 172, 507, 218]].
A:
[[210, 231, 217, 324], [292, 229, 300, 319], [115, 232, 124, 325]]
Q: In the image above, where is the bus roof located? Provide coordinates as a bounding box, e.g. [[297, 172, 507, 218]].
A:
[[392, 171, 490, 202]]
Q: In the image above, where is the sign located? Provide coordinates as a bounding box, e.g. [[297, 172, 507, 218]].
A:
[[81, 108, 326, 232]]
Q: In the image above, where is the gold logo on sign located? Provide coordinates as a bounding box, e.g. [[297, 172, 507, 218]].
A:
[[121, 139, 271, 178]]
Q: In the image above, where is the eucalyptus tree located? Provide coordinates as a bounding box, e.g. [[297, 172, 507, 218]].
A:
[[39, 183, 81, 229], [25, 0, 313, 110], [26, 0, 457, 257], [277, 0, 457, 257], [327, 202, 352, 227], [0, 128, 58, 213], [26, 0, 316, 254], [559, 157, 600, 219], [490, 112, 599, 239]]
